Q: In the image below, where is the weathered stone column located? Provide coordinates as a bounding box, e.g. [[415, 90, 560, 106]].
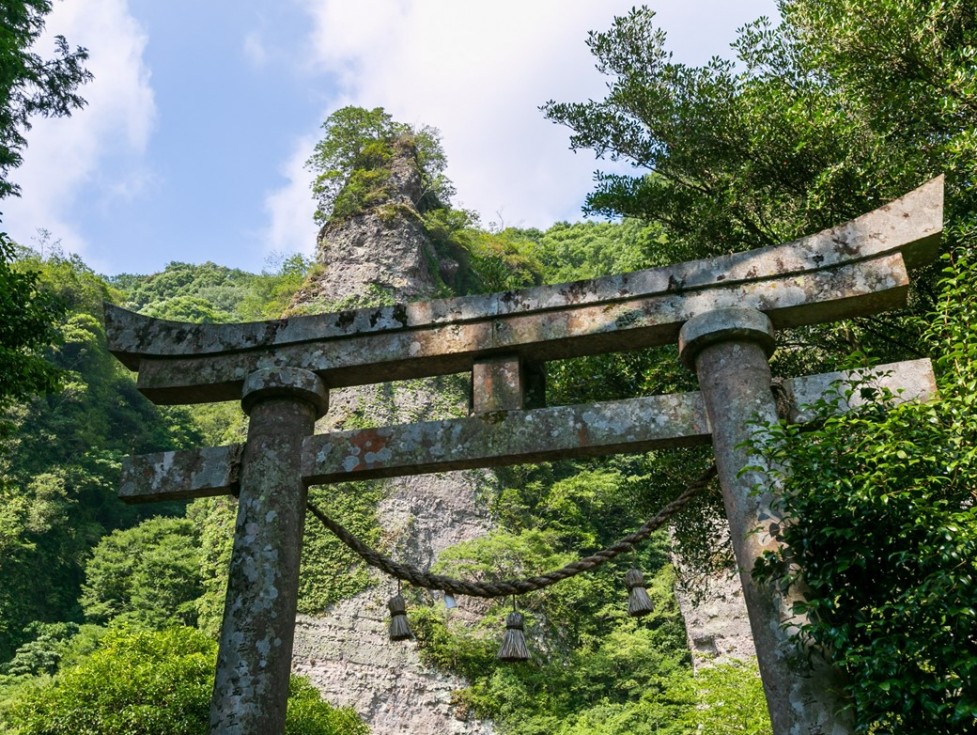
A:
[[678, 308, 851, 735], [210, 367, 328, 735]]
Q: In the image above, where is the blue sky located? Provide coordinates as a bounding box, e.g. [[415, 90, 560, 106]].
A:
[[3, 0, 777, 276]]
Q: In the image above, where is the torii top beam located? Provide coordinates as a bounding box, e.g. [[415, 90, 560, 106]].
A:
[[105, 177, 942, 404]]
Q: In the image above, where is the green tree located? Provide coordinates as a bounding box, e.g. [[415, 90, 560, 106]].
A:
[[0, 239, 64, 423], [751, 257, 977, 733], [542, 5, 924, 258], [306, 105, 452, 223], [531, 219, 664, 284], [0, 0, 91, 434], [0, 253, 201, 660], [407, 454, 748, 734], [0, 622, 79, 678], [0, 1, 90, 410], [114, 258, 315, 322], [0, 0, 92, 199], [544, 3, 977, 731], [142, 294, 234, 323], [670, 661, 770, 735], [413, 543, 693, 735], [541, 1, 975, 369], [0, 627, 368, 735], [542, 1, 976, 266], [119, 261, 253, 319], [80, 517, 204, 629]]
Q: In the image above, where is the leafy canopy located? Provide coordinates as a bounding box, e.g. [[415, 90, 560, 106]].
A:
[[0, 1, 91, 420], [80, 517, 204, 630], [0, 0, 92, 199], [543, 2, 973, 268], [0, 627, 369, 735], [0, 240, 64, 419], [306, 105, 452, 224], [0, 252, 202, 660], [115, 256, 314, 322], [544, 2, 977, 731]]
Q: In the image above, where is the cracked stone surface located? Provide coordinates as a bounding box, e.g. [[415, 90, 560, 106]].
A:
[[672, 539, 758, 669]]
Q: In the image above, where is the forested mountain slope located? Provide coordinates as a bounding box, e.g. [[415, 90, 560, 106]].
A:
[[2, 1, 976, 732], [0, 203, 770, 734]]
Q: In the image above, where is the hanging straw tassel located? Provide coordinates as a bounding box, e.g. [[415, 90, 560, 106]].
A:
[[625, 568, 654, 617], [497, 609, 530, 662], [388, 593, 413, 641]]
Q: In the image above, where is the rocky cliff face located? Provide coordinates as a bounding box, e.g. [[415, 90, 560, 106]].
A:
[[288, 140, 497, 734], [292, 417, 497, 732], [674, 564, 756, 668], [288, 137, 456, 312]]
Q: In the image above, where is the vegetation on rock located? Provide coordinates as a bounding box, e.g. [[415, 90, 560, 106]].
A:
[[306, 105, 453, 224]]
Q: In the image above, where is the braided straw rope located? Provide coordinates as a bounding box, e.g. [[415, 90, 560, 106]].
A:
[[306, 464, 717, 598]]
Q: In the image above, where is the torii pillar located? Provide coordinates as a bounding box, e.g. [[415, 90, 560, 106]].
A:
[[680, 309, 850, 734], [210, 368, 328, 733]]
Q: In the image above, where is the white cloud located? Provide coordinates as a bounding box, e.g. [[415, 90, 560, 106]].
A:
[[289, 0, 630, 229], [1, 0, 155, 263], [264, 0, 777, 238], [261, 136, 320, 258]]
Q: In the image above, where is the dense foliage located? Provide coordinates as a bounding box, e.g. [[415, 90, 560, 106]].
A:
[[0, 252, 201, 660], [306, 106, 452, 224], [4, 1, 976, 728], [0, 627, 367, 735], [543, 1, 973, 256], [407, 461, 767, 734], [1, 0, 90, 422], [0, 250, 379, 732], [546, 2, 977, 731], [112, 254, 312, 323], [751, 256, 977, 732], [80, 517, 203, 629], [298, 481, 386, 612], [0, 0, 92, 199], [0, 240, 64, 422]]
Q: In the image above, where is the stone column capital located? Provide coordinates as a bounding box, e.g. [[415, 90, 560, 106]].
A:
[[678, 308, 776, 370], [241, 367, 329, 418]]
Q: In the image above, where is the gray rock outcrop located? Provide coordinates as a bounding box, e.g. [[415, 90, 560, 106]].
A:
[[674, 565, 757, 668], [288, 137, 497, 734]]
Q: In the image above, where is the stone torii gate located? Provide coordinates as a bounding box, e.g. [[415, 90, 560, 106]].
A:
[[106, 179, 943, 735]]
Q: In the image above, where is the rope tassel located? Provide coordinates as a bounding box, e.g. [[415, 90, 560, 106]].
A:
[[625, 568, 654, 617], [388, 593, 413, 641], [497, 610, 530, 662]]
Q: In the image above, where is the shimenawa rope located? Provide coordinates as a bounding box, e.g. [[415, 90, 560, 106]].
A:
[[306, 464, 716, 599]]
